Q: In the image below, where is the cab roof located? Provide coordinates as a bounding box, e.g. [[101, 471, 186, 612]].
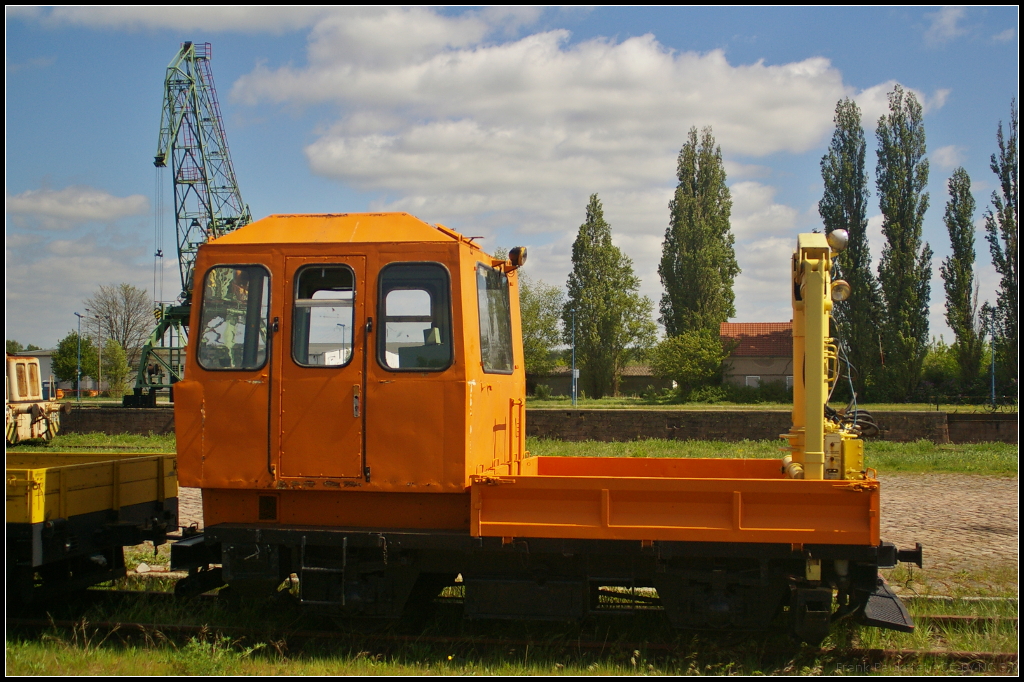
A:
[[212, 212, 468, 246]]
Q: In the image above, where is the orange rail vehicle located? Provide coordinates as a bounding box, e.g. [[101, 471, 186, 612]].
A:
[[171, 215, 920, 643]]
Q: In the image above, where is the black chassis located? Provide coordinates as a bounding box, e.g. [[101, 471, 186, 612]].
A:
[[174, 523, 921, 643], [7, 497, 178, 603]]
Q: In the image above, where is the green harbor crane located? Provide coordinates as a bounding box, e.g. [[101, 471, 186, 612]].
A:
[[125, 41, 251, 407]]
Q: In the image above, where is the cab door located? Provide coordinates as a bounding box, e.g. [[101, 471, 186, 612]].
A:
[[279, 257, 366, 479]]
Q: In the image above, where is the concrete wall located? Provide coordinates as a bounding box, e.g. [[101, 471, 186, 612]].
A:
[[946, 413, 1018, 444], [527, 409, 954, 443], [60, 406, 1016, 444], [62, 407, 175, 436]]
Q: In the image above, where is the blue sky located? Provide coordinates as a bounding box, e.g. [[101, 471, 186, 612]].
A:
[[6, 6, 1019, 348]]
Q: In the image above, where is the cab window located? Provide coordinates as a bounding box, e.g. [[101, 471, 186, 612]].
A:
[[197, 265, 271, 370], [378, 263, 452, 371], [476, 263, 513, 373], [292, 266, 355, 367]]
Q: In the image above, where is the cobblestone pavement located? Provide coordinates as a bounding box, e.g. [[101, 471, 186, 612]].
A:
[[878, 474, 1018, 575], [177, 474, 1019, 575]]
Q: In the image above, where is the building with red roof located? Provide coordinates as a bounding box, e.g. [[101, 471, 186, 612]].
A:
[[719, 322, 794, 388]]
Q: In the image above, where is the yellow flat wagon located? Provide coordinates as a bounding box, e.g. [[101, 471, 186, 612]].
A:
[[6, 452, 178, 602]]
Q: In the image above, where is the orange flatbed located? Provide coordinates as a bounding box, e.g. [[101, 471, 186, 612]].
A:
[[470, 456, 880, 546]]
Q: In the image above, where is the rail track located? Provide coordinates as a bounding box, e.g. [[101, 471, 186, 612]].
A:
[[8, 588, 1017, 669]]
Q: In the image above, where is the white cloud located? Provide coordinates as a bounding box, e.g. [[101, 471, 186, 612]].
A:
[[924, 7, 968, 46], [226, 10, 893, 323], [992, 28, 1015, 43], [7, 186, 148, 230], [231, 14, 856, 250], [5, 229, 156, 347], [728, 182, 803, 322], [933, 145, 966, 170]]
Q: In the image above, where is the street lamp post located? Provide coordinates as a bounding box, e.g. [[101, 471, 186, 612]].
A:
[[74, 312, 83, 403]]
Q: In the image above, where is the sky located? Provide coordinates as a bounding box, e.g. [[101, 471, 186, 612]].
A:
[[5, 6, 1019, 349]]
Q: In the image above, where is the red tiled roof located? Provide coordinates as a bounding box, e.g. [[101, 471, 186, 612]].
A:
[[720, 322, 792, 357]]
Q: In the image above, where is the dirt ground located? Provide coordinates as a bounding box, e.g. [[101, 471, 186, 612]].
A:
[[176, 473, 1019, 577]]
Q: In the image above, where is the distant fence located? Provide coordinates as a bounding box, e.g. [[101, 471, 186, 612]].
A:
[[61, 406, 1017, 444]]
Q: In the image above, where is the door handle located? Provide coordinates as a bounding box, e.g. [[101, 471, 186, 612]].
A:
[[353, 385, 361, 418]]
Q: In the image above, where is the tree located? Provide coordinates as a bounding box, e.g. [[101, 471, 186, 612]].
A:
[[983, 100, 1018, 394], [563, 194, 657, 398], [102, 339, 132, 399], [875, 85, 933, 401], [659, 126, 739, 336], [819, 97, 883, 399], [51, 331, 99, 384], [939, 167, 984, 391], [6, 340, 24, 353], [519, 274, 565, 377], [83, 283, 153, 365], [651, 329, 730, 398]]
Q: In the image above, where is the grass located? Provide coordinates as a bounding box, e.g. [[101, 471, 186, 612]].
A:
[[8, 432, 1015, 475], [6, 432, 176, 453], [883, 563, 1019, 600], [526, 437, 1019, 475]]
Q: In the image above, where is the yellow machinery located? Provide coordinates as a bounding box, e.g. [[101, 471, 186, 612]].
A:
[[6, 355, 68, 445], [164, 216, 920, 642], [783, 231, 864, 482]]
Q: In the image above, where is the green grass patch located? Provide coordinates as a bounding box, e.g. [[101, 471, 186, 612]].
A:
[[526, 437, 1019, 475], [883, 563, 1020, 600], [6, 432, 176, 453]]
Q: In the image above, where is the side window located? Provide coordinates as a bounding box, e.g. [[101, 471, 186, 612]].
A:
[[378, 263, 452, 371], [197, 265, 271, 370], [28, 363, 41, 398], [476, 263, 513, 373], [292, 266, 355, 367], [16, 363, 28, 398]]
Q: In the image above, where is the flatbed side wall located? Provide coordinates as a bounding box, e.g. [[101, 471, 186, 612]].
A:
[[6, 453, 178, 525], [471, 474, 879, 545], [524, 456, 784, 479]]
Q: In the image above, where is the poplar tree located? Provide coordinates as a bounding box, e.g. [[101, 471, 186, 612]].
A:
[[659, 126, 739, 337], [983, 101, 1018, 393], [564, 194, 656, 398], [875, 85, 933, 401], [940, 167, 984, 390], [819, 97, 882, 398]]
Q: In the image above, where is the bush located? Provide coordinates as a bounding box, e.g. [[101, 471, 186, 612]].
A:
[[651, 330, 729, 396], [533, 384, 552, 399]]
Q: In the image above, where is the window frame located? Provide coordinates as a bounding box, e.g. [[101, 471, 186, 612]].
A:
[[290, 263, 358, 369], [195, 263, 272, 372], [376, 261, 454, 373], [475, 262, 514, 375]]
